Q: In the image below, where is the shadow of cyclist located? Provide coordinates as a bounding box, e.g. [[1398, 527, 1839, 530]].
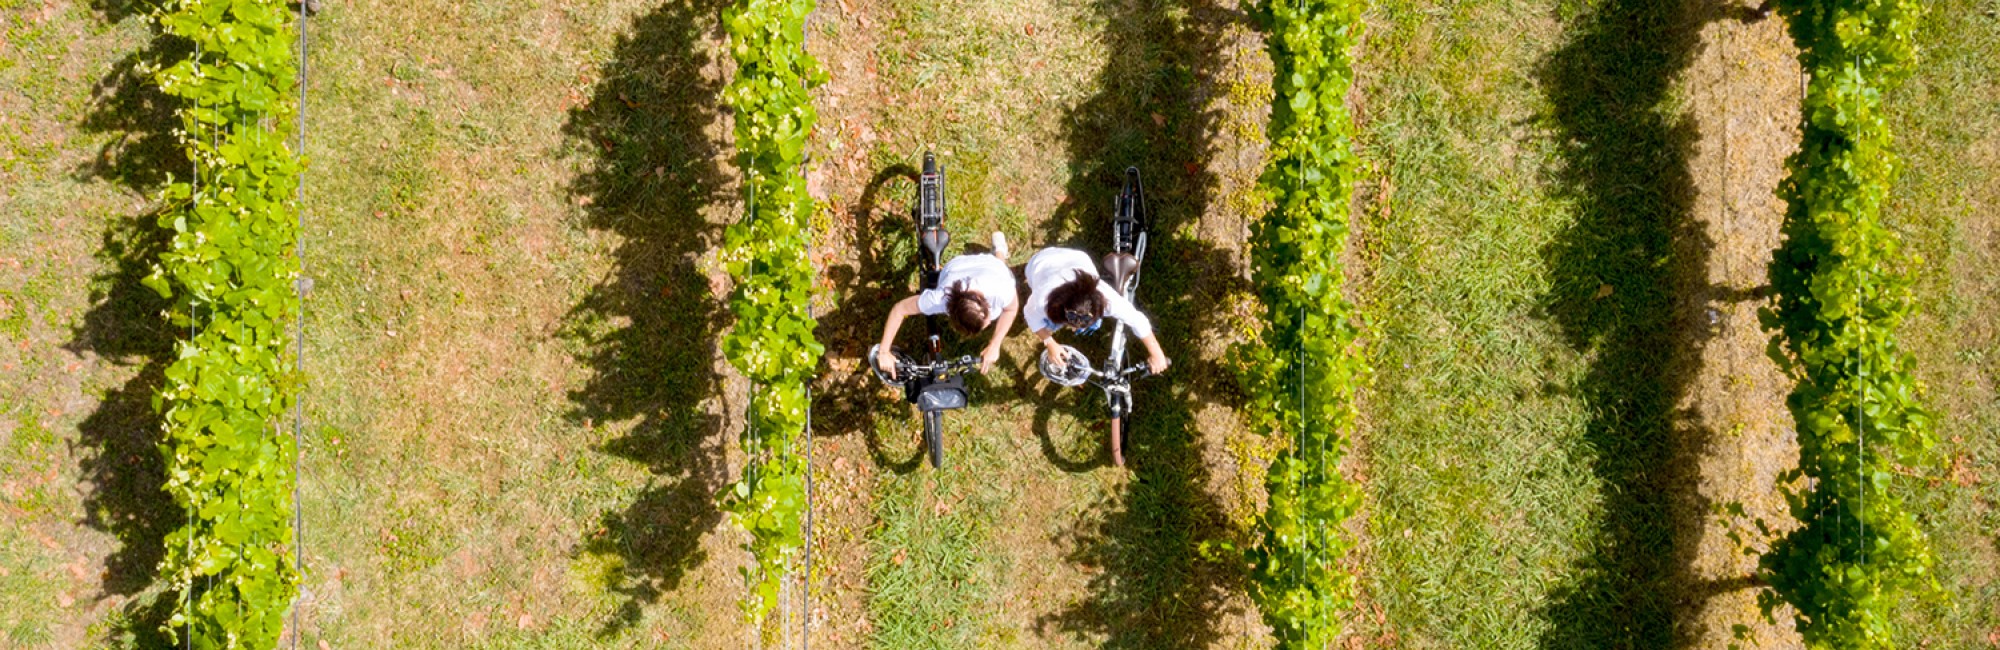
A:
[[813, 164, 935, 475]]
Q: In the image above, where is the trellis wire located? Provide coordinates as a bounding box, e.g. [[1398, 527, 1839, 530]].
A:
[[738, 173, 815, 650], [797, 9, 820, 648], [183, 32, 203, 649], [802, 379, 813, 650], [1298, 305, 1311, 622], [745, 182, 761, 650], [289, 1, 312, 646], [1853, 52, 1867, 576]]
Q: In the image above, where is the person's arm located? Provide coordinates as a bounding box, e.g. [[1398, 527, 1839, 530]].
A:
[[1102, 289, 1167, 372], [876, 295, 922, 379], [980, 300, 1020, 373], [1137, 333, 1169, 374], [1101, 288, 1153, 339]]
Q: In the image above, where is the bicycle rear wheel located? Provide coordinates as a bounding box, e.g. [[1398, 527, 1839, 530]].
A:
[[924, 410, 944, 469]]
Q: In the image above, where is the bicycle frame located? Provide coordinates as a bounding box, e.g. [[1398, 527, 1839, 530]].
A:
[[1083, 363, 1148, 410], [1103, 166, 1148, 420], [877, 151, 967, 469], [1101, 167, 1152, 465], [916, 153, 949, 363]]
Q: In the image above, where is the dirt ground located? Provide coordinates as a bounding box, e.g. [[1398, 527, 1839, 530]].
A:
[[1670, 2, 1804, 647]]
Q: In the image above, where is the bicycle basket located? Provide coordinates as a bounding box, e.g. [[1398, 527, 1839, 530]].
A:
[[916, 382, 968, 412], [1039, 345, 1092, 388], [867, 344, 917, 388]]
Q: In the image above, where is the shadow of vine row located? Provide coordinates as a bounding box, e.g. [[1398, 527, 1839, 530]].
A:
[[68, 1, 190, 644], [558, 0, 734, 636], [1533, 0, 1777, 647]]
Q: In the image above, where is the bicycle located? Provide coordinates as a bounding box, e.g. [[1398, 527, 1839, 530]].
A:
[[869, 152, 979, 469], [1040, 166, 1153, 467]]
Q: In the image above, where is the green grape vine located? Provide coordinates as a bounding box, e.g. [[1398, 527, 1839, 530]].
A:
[[1759, 1, 1939, 647], [717, 0, 827, 625], [1240, 0, 1368, 646], [141, 0, 304, 647]]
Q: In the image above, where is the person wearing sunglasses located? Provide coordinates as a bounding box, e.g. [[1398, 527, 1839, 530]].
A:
[[1023, 247, 1169, 375], [875, 233, 1021, 379]]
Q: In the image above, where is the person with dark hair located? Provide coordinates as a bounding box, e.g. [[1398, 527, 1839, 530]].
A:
[[875, 233, 1020, 378], [1024, 247, 1168, 374]]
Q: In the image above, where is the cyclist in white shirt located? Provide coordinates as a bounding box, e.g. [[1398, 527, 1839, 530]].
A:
[[1024, 247, 1169, 374], [875, 238, 1020, 378]]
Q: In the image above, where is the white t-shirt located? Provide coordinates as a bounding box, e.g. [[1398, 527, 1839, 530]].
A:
[[915, 253, 1016, 325], [1023, 247, 1153, 339]]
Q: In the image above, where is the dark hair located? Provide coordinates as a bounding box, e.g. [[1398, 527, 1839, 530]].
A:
[[944, 281, 989, 335], [1045, 270, 1105, 329]]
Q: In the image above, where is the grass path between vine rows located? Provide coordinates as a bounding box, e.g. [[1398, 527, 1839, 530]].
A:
[[5, 0, 760, 646], [1, 2, 179, 646], [799, 0, 1282, 646], [1342, 0, 1999, 648]]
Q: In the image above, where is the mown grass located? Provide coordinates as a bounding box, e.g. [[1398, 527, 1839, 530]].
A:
[[1351, 1, 1609, 646], [825, 0, 1267, 646], [1353, 0, 1998, 647], [862, 430, 1008, 647], [1885, 2, 2000, 646], [1, 1, 187, 646], [294, 0, 750, 646], [816, 0, 1108, 644]]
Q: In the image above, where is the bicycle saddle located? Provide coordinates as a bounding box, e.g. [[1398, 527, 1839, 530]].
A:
[[921, 229, 950, 261], [1102, 252, 1139, 293]]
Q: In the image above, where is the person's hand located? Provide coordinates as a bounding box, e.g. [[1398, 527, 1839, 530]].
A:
[[980, 346, 1002, 374], [876, 347, 899, 380], [1147, 352, 1170, 375], [1042, 344, 1067, 372]]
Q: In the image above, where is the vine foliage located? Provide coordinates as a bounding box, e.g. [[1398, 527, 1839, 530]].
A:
[[1760, 0, 1939, 646], [140, 0, 303, 647], [717, 0, 827, 624], [1241, 0, 1367, 646]]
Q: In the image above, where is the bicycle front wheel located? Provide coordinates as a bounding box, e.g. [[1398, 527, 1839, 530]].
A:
[[1111, 415, 1128, 467], [924, 410, 944, 469]]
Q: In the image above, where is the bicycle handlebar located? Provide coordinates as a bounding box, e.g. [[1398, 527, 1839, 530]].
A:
[[1076, 361, 1153, 384], [900, 355, 980, 379]]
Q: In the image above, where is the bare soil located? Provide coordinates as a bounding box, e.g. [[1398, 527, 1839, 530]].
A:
[[1671, 2, 1801, 647]]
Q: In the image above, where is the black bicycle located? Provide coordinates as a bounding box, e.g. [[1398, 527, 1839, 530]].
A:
[[1041, 167, 1153, 467], [870, 152, 978, 469]]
